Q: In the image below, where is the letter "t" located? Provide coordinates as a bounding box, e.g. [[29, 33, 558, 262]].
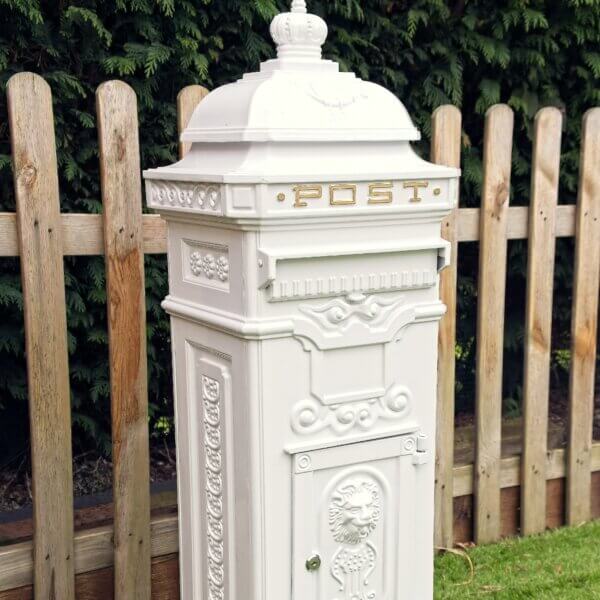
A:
[[403, 181, 429, 203]]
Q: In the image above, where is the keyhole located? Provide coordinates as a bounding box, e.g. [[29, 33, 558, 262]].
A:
[[305, 554, 321, 572]]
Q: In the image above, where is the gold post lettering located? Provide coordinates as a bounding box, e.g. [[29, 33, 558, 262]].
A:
[[368, 182, 393, 204], [293, 184, 322, 208], [403, 180, 429, 203], [329, 184, 357, 206]]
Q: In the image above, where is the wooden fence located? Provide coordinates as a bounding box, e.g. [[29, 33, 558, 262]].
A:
[[0, 72, 598, 598]]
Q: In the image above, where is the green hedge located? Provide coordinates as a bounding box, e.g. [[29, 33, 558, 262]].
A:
[[1, 0, 599, 458]]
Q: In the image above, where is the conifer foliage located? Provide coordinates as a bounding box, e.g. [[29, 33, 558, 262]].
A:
[[0, 0, 599, 455]]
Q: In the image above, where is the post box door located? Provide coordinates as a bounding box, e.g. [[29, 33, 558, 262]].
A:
[[292, 434, 427, 600]]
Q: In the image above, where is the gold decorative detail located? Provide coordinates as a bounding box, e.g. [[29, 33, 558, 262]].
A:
[[293, 184, 322, 208], [329, 184, 357, 206], [368, 182, 393, 204], [277, 192, 286, 202], [433, 187, 441, 196], [403, 180, 429, 203]]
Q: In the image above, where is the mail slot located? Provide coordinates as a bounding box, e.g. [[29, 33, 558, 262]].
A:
[[144, 1, 460, 598]]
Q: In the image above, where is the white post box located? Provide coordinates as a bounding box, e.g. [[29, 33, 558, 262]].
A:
[[144, 2, 459, 598]]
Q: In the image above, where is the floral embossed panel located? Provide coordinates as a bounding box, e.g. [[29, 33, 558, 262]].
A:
[[182, 239, 230, 291]]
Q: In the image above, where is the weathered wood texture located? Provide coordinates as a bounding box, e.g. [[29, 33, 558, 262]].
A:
[[454, 472, 600, 544], [474, 104, 514, 544], [0, 205, 579, 258], [456, 204, 575, 241], [0, 487, 177, 546], [0, 555, 179, 600], [0, 213, 165, 256], [566, 108, 600, 525], [431, 105, 462, 549], [454, 442, 600, 498], [0, 515, 177, 594], [177, 85, 209, 159], [96, 81, 151, 600], [6, 72, 75, 600], [521, 108, 562, 535]]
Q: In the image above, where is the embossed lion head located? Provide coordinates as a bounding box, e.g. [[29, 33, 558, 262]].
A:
[[329, 479, 381, 545]]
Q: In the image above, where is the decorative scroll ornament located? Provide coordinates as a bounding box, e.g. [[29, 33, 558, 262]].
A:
[[329, 478, 380, 599], [308, 81, 368, 109], [190, 251, 229, 282], [202, 375, 225, 600], [291, 384, 412, 436], [299, 293, 405, 332]]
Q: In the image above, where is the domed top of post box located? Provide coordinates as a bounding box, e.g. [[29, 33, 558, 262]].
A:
[[144, 0, 459, 192], [181, 0, 420, 143]]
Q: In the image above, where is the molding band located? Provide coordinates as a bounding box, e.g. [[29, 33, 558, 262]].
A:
[[162, 295, 445, 340]]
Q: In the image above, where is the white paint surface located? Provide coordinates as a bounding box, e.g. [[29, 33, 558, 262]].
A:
[[144, 1, 460, 598]]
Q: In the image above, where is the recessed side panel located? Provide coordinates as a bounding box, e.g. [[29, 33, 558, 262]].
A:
[[165, 220, 245, 315], [179, 339, 235, 600], [182, 238, 230, 291]]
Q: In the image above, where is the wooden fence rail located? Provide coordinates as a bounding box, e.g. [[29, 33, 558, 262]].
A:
[[0, 72, 598, 597]]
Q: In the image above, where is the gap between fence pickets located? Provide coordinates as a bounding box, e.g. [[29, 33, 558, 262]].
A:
[[2, 444, 600, 592], [0, 205, 579, 257]]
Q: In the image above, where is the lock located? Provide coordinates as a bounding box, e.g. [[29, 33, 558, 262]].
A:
[[305, 554, 321, 572]]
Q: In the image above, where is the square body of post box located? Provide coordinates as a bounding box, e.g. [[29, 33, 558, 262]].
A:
[[144, 3, 460, 599]]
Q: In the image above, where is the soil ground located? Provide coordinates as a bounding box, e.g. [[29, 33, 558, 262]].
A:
[[0, 441, 176, 514]]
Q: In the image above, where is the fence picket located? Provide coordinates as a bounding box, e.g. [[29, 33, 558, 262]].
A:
[[177, 85, 209, 159], [521, 108, 562, 535], [474, 104, 514, 544], [96, 81, 151, 599], [566, 108, 600, 525], [6, 72, 75, 600], [431, 105, 462, 549]]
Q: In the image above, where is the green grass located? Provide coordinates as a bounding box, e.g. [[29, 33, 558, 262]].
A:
[[435, 521, 600, 599]]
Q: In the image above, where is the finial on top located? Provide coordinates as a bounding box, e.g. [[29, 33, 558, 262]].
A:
[[291, 0, 307, 13], [292, 0, 307, 13], [270, 0, 328, 62]]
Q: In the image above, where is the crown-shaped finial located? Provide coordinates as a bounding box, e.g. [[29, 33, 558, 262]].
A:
[[270, 0, 328, 62], [291, 0, 307, 12]]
